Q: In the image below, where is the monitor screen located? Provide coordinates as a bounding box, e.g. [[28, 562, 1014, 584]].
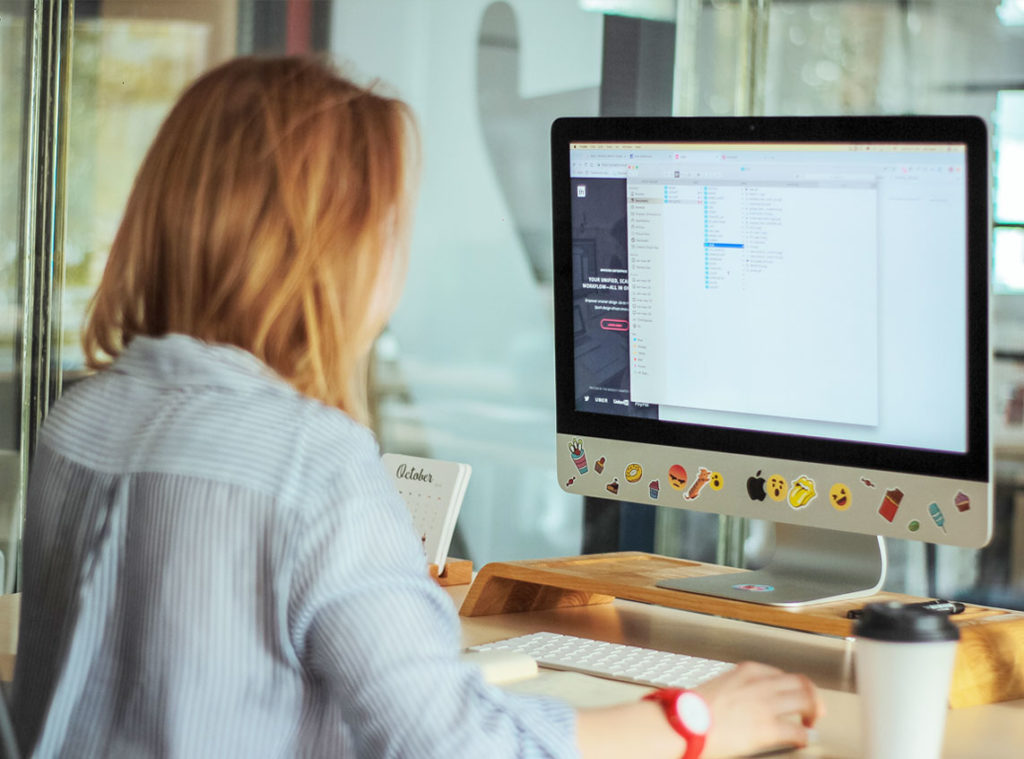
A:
[[551, 117, 991, 603]]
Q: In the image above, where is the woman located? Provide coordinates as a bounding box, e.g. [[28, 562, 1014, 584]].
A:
[[12, 56, 821, 758]]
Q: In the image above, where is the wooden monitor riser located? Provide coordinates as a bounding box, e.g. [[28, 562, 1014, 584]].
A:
[[459, 551, 1024, 709]]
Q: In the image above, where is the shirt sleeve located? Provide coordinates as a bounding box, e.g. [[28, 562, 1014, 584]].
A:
[[285, 447, 580, 759]]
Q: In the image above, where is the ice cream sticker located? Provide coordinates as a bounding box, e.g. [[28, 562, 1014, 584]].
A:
[[649, 480, 660, 499], [928, 503, 947, 534], [568, 438, 588, 474]]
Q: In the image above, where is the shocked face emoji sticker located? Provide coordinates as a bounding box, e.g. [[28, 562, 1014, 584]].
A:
[[830, 483, 851, 511], [767, 475, 787, 502], [709, 472, 724, 491], [668, 465, 688, 491], [788, 476, 816, 509]]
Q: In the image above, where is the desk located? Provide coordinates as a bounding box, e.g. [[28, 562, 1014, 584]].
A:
[[449, 582, 1024, 758], [0, 589, 1021, 756]]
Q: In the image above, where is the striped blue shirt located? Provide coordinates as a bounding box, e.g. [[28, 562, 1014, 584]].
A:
[[12, 334, 577, 758]]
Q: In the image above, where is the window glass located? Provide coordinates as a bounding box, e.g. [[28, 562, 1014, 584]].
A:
[[62, 2, 240, 373], [337, 0, 600, 563], [0, 1, 30, 592], [757, 0, 1024, 602], [63, 18, 212, 371]]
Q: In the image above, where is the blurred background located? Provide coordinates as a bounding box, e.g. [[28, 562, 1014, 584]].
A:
[[2, 0, 1023, 608]]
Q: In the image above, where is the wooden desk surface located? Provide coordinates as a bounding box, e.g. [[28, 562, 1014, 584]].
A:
[[447, 583, 1024, 758], [1, 588, 1021, 756]]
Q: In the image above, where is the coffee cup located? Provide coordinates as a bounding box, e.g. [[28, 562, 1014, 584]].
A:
[[853, 601, 960, 759]]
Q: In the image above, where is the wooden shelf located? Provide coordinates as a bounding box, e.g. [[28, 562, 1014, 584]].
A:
[[460, 551, 1024, 708]]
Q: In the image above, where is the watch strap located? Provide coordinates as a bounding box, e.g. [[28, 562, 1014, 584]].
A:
[[643, 688, 708, 759]]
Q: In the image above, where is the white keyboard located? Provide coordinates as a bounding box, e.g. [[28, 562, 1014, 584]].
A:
[[469, 631, 734, 689]]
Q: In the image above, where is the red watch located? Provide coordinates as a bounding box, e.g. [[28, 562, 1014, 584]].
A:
[[643, 688, 711, 759]]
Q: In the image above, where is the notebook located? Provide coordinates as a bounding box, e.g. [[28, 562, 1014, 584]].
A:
[[382, 453, 471, 570]]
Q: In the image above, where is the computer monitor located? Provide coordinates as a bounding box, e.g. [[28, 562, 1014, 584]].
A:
[[551, 116, 991, 606]]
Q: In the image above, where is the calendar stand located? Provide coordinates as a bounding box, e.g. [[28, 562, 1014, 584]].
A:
[[430, 558, 473, 587]]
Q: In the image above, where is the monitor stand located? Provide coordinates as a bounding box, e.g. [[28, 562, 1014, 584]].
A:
[[656, 523, 887, 607]]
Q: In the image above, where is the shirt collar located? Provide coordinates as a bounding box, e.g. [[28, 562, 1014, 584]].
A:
[[110, 334, 293, 394]]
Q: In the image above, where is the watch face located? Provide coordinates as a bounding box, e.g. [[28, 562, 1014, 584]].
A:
[[678, 691, 711, 735]]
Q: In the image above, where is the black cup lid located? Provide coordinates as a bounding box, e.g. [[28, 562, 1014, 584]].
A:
[[853, 601, 961, 643]]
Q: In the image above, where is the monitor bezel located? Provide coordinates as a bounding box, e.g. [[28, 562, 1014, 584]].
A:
[[551, 115, 990, 483]]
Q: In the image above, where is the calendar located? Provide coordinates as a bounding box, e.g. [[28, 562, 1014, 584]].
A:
[[382, 453, 471, 570]]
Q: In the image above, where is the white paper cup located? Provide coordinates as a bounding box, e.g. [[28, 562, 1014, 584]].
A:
[[853, 602, 960, 759]]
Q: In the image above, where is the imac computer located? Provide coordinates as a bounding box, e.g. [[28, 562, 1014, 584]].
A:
[[551, 116, 991, 606]]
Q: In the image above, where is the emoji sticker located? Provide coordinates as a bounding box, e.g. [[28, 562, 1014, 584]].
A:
[[878, 488, 903, 523], [787, 476, 816, 509], [606, 478, 619, 495], [829, 483, 851, 511], [767, 474, 787, 502], [649, 480, 660, 499], [685, 467, 712, 501], [668, 465, 688, 491], [568, 438, 588, 474], [709, 472, 724, 491], [954, 491, 970, 513], [625, 463, 643, 483], [595, 457, 606, 474], [928, 503, 947, 534]]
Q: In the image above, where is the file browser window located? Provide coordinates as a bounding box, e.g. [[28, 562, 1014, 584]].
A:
[[570, 141, 969, 454]]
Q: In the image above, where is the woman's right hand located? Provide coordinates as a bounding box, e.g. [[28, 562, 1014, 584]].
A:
[[694, 661, 825, 758]]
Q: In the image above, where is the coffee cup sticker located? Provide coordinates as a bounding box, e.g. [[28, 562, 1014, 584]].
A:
[[568, 438, 588, 474]]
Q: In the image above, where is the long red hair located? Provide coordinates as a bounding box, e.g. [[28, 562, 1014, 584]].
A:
[[83, 56, 418, 424]]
